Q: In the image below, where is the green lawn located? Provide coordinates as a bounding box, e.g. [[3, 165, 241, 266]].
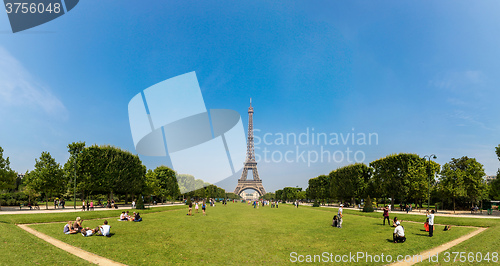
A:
[[1, 204, 498, 265], [0, 223, 91, 265], [28, 203, 476, 265]]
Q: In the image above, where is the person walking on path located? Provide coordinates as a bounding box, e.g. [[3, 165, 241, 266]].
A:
[[383, 206, 390, 225], [426, 210, 435, 237], [337, 204, 343, 228]]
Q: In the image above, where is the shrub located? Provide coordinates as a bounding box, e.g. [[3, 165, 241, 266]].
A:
[[136, 196, 145, 209], [7, 198, 17, 206], [363, 196, 374, 212], [312, 200, 320, 207]]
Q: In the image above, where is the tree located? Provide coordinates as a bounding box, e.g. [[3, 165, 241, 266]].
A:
[[275, 189, 283, 201], [146, 166, 179, 203], [306, 175, 330, 203], [440, 156, 486, 213], [76, 145, 146, 203], [260, 192, 275, 200], [226, 193, 241, 200], [370, 153, 428, 210], [0, 147, 16, 210], [330, 163, 371, 206], [25, 151, 64, 209], [363, 195, 374, 212], [492, 145, 500, 199], [282, 187, 301, 202], [64, 141, 85, 208]]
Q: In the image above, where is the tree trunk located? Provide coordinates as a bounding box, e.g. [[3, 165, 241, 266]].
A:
[[453, 197, 456, 214], [45, 194, 48, 210], [390, 196, 395, 211], [125, 193, 129, 205]]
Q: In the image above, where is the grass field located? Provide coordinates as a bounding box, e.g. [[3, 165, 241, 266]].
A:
[[26, 203, 476, 265], [1, 203, 499, 265]]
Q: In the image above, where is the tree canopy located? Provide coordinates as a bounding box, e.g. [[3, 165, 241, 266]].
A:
[[0, 147, 17, 209], [25, 151, 65, 209]]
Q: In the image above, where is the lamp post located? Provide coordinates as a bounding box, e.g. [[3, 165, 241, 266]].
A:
[[73, 150, 82, 209], [73, 157, 77, 209], [423, 154, 437, 209]]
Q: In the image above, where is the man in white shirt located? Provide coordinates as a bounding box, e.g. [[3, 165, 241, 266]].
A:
[[99, 220, 111, 237], [426, 210, 435, 237], [393, 221, 406, 243], [337, 204, 343, 228]]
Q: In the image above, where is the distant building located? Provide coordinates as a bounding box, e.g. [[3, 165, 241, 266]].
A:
[[242, 191, 260, 200], [485, 175, 497, 184]]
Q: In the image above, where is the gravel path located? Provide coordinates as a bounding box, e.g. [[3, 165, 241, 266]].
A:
[[18, 224, 126, 265]]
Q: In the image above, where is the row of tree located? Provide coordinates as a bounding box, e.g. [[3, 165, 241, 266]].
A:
[[0, 142, 227, 209], [305, 150, 496, 212]]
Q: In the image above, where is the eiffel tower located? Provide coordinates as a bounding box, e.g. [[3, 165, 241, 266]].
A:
[[234, 99, 266, 196]]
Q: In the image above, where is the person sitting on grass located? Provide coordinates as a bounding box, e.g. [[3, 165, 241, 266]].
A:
[[392, 217, 403, 227], [73, 217, 83, 232], [120, 211, 128, 221], [332, 215, 338, 228], [133, 212, 142, 222], [64, 221, 78, 234], [393, 221, 406, 243], [99, 220, 111, 237]]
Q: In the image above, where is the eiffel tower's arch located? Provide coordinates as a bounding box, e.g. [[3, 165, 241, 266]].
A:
[[234, 181, 266, 197]]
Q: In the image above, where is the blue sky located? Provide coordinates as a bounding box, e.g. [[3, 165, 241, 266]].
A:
[[1, 1, 500, 192]]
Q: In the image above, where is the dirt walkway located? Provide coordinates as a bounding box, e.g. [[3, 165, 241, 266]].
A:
[[18, 224, 127, 266], [388, 227, 488, 266]]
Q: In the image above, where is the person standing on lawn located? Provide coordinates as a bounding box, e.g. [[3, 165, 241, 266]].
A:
[[337, 204, 343, 228], [188, 201, 193, 216], [383, 206, 390, 226], [426, 209, 435, 237]]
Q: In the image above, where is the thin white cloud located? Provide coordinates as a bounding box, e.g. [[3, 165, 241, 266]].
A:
[[429, 70, 487, 93], [0, 46, 67, 118], [451, 110, 495, 131]]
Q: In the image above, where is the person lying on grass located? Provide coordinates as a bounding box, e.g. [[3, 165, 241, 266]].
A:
[[64, 221, 78, 234], [81, 227, 99, 237], [99, 220, 111, 237]]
